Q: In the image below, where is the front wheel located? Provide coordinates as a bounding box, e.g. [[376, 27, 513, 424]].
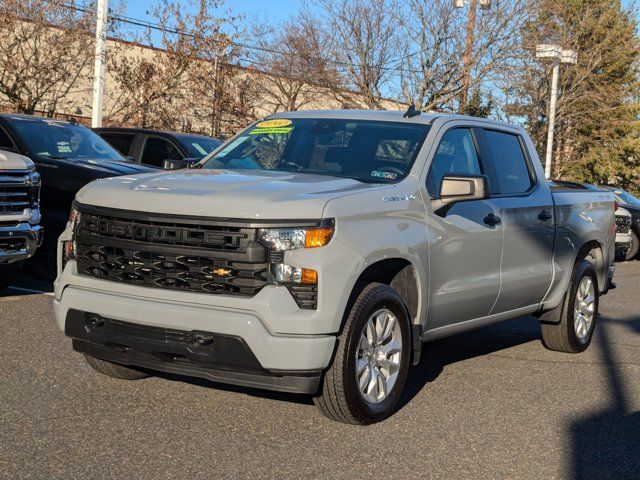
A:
[[314, 283, 412, 425], [540, 260, 599, 353]]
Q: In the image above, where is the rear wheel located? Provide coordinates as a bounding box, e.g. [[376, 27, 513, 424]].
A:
[[314, 283, 412, 425], [540, 260, 598, 353], [84, 355, 150, 380], [625, 230, 639, 261]]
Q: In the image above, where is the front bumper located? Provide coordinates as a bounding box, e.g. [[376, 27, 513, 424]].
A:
[[0, 222, 42, 264], [66, 310, 322, 394]]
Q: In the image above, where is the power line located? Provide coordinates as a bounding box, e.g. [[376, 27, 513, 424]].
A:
[[47, 0, 419, 75]]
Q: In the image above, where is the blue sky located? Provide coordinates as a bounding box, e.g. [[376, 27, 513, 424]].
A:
[[125, 0, 305, 26]]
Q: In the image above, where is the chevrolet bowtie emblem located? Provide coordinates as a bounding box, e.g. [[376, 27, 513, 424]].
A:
[[213, 268, 232, 276]]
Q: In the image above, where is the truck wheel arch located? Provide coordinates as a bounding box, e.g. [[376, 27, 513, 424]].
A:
[[577, 240, 605, 289], [341, 259, 423, 364], [349, 259, 419, 321]]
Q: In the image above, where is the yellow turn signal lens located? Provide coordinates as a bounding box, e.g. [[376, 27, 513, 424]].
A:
[[301, 268, 318, 284], [305, 227, 334, 248]]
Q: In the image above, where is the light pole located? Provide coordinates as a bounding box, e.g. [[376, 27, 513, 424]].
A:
[[454, 0, 491, 109], [536, 44, 578, 179], [91, 0, 109, 128]]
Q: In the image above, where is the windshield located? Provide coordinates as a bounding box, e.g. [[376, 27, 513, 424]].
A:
[[10, 117, 124, 160], [614, 190, 640, 207], [176, 135, 222, 159], [201, 118, 430, 183]]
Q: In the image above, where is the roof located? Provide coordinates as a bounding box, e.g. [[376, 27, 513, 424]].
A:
[[267, 109, 521, 130], [93, 127, 219, 141], [0, 113, 78, 125]]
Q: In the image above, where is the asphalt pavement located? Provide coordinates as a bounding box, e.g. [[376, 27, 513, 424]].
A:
[[1, 262, 639, 479]]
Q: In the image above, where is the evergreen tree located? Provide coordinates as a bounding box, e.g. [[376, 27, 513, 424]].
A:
[[509, 0, 640, 193]]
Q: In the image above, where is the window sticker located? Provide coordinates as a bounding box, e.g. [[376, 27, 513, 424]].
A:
[[371, 170, 398, 180], [191, 142, 208, 155], [249, 127, 293, 135], [256, 119, 292, 128]]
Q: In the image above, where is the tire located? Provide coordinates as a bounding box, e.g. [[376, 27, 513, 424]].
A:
[[540, 260, 599, 353], [313, 283, 412, 425], [84, 354, 150, 380], [625, 230, 639, 261]]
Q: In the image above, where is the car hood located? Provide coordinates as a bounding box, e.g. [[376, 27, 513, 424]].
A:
[[76, 169, 384, 219], [0, 151, 34, 170], [53, 157, 157, 176]]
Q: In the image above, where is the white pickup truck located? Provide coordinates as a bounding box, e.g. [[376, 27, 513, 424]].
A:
[[0, 150, 42, 289], [54, 111, 616, 424]]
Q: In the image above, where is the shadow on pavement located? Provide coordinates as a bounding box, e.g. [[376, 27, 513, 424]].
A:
[[570, 315, 640, 480], [399, 315, 541, 409]]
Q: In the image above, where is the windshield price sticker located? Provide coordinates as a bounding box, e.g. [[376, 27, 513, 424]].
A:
[[256, 119, 292, 128], [249, 127, 294, 135]]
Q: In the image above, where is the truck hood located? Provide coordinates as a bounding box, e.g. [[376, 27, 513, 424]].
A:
[[0, 151, 34, 170], [54, 156, 157, 176], [77, 169, 382, 219]]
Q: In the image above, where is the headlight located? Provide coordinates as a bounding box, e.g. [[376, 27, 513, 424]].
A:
[[69, 206, 81, 232], [258, 225, 334, 251], [63, 206, 80, 267], [28, 170, 40, 208]]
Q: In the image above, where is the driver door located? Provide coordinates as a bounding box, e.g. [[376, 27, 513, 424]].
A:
[[424, 127, 503, 331]]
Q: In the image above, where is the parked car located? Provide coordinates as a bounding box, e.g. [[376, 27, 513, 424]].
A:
[[551, 181, 637, 262], [0, 114, 156, 270], [599, 186, 640, 261], [55, 111, 616, 424], [0, 150, 42, 289], [614, 206, 633, 261], [94, 127, 222, 169]]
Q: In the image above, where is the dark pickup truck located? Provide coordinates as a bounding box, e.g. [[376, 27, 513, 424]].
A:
[[94, 127, 221, 169], [0, 114, 155, 268]]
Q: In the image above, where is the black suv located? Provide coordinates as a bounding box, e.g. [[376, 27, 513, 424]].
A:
[[94, 128, 222, 169], [0, 114, 156, 271]]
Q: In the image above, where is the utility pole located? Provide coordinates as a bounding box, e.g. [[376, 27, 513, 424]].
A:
[[455, 0, 490, 110], [536, 44, 578, 179], [461, 0, 477, 108], [91, 0, 109, 128]]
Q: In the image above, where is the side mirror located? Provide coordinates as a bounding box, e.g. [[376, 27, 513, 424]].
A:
[[162, 158, 199, 170], [431, 175, 489, 214]]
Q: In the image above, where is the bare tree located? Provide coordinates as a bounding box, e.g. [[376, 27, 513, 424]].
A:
[[105, 0, 238, 131], [312, 0, 400, 109], [249, 14, 342, 113], [397, 0, 528, 113], [0, 0, 94, 116]]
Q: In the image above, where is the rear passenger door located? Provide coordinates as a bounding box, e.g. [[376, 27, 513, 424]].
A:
[[425, 126, 503, 330], [475, 128, 555, 313]]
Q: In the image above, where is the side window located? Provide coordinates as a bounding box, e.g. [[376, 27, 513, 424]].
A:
[[0, 127, 14, 150], [140, 137, 182, 167], [101, 133, 136, 156], [482, 130, 533, 195], [426, 128, 481, 196]]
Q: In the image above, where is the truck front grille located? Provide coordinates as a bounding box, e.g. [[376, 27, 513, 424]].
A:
[[0, 170, 31, 214], [75, 208, 269, 297], [615, 215, 632, 234]]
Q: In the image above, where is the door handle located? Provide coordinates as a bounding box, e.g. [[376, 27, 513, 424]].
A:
[[538, 210, 553, 222], [483, 213, 501, 226]]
